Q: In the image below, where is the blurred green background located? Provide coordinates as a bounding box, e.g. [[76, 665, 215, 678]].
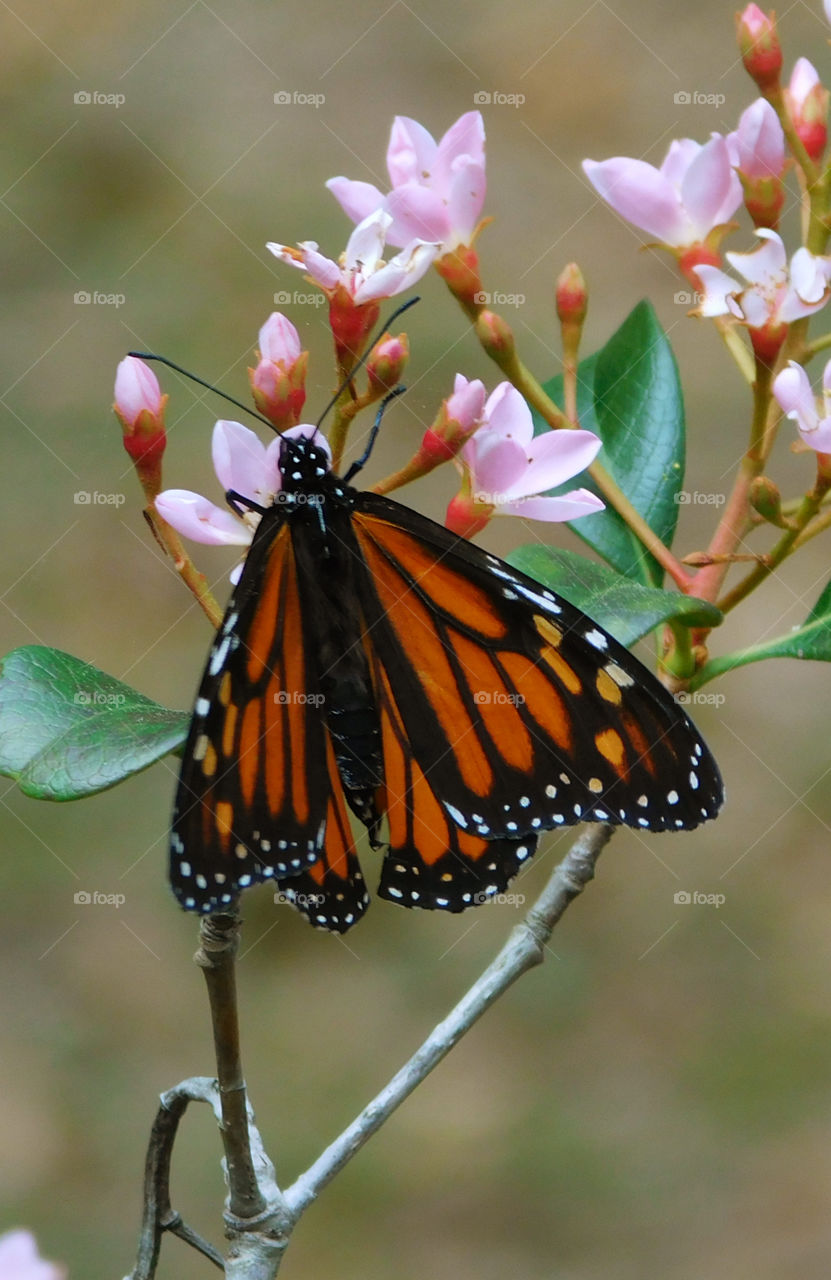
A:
[[3, 1, 831, 1276]]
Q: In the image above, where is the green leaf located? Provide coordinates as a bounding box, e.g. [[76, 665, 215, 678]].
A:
[[538, 300, 685, 586], [507, 546, 721, 649], [694, 578, 831, 686], [0, 646, 188, 800]]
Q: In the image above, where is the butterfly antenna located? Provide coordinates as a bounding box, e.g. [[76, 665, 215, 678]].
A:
[[313, 295, 420, 431], [127, 352, 278, 432], [343, 386, 407, 483]]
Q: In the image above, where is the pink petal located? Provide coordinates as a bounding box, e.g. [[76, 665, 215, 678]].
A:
[[730, 98, 785, 179], [446, 374, 487, 428], [679, 134, 742, 238], [778, 286, 828, 323], [738, 289, 772, 327], [582, 157, 688, 245], [502, 429, 602, 500], [155, 490, 252, 546], [384, 184, 450, 246], [468, 436, 529, 497], [211, 421, 273, 497], [352, 239, 437, 303], [497, 490, 605, 522], [445, 160, 486, 245], [387, 116, 437, 187], [483, 383, 533, 446], [325, 176, 386, 225], [266, 241, 340, 290], [258, 312, 301, 363], [114, 355, 163, 424], [822, 357, 831, 397], [789, 56, 820, 108], [773, 362, 818, 431], [0, 1229, 64, 1280], [433, 111, 486, 191], [726, 228, 786, 285], [660, 138, 701, 186]]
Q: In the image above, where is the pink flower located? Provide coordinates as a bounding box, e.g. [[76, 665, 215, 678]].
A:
[[582, 134, 742, 250], [696, 229, 830, 327], [326, 112, 486, 252], [446, 383, 604, 537], [155, 422, 329, 555], [727, 98, 785, 179], [773, 359, 831, 453], [0, 1230, 65, 1280], [258, 312, 301, 365], [419, 374, 488, 463], [267, 209, 437, 306]]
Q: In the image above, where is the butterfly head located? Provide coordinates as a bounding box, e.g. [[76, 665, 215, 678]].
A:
[[277, 426, 333, 496]]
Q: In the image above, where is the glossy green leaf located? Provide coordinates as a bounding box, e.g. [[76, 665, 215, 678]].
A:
[[693, 578, 831, 686], [538, 300, 685, 586], [508, 546, 721, 649], [0, 645, 188, 800]]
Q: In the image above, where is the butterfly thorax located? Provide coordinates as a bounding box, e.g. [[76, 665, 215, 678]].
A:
[[274, 432, 382, 837]]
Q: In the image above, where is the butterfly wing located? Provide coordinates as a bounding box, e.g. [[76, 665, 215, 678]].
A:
[[171, 511, 369, 929], [348, 493, 722, 909]]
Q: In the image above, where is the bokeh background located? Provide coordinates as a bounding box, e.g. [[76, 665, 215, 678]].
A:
[[3, 1, 831, 1276]]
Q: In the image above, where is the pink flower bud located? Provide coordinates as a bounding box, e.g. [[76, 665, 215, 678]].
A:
[[416, 375, 486, 467], [728, 98, 785, 179], [555, 262, 588, 326], [248, 312, 307, 429], [367, 331, 409, 392], [736, 5, 782, 92], [786, 58, 829, 164], [258, 312, 302, 365], [446, 489, 492, 538], [474, 309, 515, 359], [113, 356, 167, 479], [114, 355, 163, 427]]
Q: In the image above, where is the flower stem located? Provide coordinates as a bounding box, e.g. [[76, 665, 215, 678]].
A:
[[144, 508, 223, 630]]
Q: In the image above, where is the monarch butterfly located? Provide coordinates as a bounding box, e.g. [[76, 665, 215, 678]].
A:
[[170, 420, 723, 932]]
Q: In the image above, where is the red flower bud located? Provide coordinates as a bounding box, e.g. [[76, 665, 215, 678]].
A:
[[114, 356, 167, 486]]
